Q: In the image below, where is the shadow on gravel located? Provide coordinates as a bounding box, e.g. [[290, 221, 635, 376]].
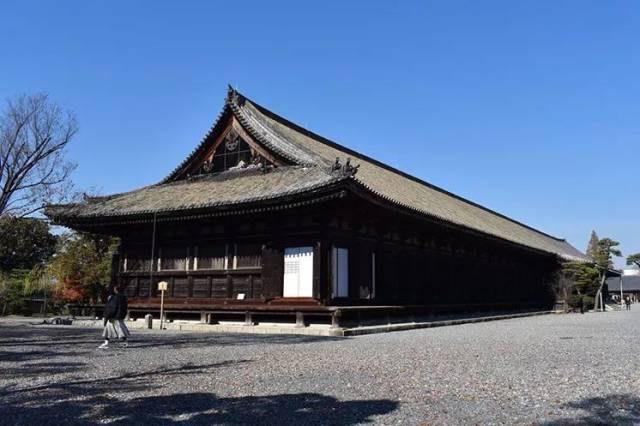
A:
[[0, 357, 397, 425], [1, 361, 87, 378], [131, 334, 345, 350], [0, 349, 90, 362], [541, 394, 640, 426], [0, 323, 345, 350], [0, 323, 95, 339], [0, 390, 397, 425], [0, 359, 252, 396]]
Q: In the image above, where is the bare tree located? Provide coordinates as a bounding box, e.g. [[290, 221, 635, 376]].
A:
[[0, 93, 78, 217]]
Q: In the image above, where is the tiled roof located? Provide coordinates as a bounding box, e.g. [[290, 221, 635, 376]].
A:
[[47, 87, 587, 261], [606, 275, 640, 292], [228, 91, 586, 261], [46, 165, 346, 220]]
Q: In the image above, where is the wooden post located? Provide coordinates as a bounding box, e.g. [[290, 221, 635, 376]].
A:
[[158, 281, 168, 329], [331, 310, 341, 328], [244, 311, 254, 326], [160, 289, 165, 329], [226, 275, 233, 299]]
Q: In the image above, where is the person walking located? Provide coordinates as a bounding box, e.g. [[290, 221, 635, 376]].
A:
[[99, 286, 130, 349], [625, 296, 632, 311]]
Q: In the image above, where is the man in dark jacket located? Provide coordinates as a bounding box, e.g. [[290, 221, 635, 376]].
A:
[[103, 288, 128, 323], [99, 286, 130, 349]]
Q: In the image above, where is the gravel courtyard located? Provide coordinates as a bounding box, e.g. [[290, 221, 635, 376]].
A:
[[1, 310, 639, 425]]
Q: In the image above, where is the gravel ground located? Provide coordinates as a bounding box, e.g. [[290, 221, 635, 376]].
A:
[[1, 310, 639, 425]]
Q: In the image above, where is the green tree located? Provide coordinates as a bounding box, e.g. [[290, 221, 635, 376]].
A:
[[585, 230, 599, 260], [560, 261, 600, 309], [627, 253, 640, 269], [593, 238, 622, 269], [0, 216, 57, 272], [593, 238, 622, 311], [0, 217, 56, 315], [23, 263, 56, 315], [0, 270, 29, 315], [47, 232, 119, 303]]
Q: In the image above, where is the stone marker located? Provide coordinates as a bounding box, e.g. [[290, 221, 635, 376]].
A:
[[144, 314, 153, 329]]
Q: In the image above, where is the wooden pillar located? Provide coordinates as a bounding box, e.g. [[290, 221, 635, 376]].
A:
[[188, 276, 194, 298], [110, 246, 121, 288], [330, 310, 341, 328], [226, 274, 233, 299], [262, 245, 284, 299], [313, 241, 322, 300], [244, 311, 254, 326]]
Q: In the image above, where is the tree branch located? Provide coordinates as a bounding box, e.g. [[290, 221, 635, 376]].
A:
[[0, 93, 77, 216]]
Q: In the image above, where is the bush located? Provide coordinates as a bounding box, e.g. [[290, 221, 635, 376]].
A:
[[0, 270, 27, 315], [583, 296, 595, 310], [568, 294, 595, 310]]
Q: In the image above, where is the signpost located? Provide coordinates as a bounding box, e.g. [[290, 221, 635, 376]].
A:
[[158, 281, 168, 330]]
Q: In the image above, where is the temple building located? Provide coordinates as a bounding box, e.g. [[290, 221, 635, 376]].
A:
[[46, 87, 587, 327], [606, 266, 640, 303]]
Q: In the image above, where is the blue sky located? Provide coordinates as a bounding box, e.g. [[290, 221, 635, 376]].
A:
[[1, 1, 638, 267]]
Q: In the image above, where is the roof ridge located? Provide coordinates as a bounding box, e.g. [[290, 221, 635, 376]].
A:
[[161, 101, 232, 183], [233, 89, 569, 244], [228, 97, 319, 166], [162, 87, 321, 183]]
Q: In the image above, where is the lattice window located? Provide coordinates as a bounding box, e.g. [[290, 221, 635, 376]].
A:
[[235, 244, 262, 269], [196, 245, 227, 270], [123, 246, 153, 272], [159, 246, 188, 271], [211, 135, 253, 172]]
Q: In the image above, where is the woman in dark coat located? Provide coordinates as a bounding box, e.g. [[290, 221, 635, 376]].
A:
[[98, 286, 131, 349]]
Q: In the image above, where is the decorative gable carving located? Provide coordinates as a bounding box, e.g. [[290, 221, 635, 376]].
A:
[[189, 116, 284, 177]]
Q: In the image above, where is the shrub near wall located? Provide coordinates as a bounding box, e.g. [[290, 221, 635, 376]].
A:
[[568, 294, 595, 311]]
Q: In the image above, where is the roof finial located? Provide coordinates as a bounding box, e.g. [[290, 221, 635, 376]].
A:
[[330, 156, 358, 176], [332, 157, 342, 171], [226, 84, 239, 105]]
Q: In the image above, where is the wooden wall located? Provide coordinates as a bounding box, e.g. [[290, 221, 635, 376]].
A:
[[109, 193, 559, 311]]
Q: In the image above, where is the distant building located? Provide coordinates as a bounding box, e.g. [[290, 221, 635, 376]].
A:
[[607, 267, 640, 302], [45, 87, 587, 326]]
